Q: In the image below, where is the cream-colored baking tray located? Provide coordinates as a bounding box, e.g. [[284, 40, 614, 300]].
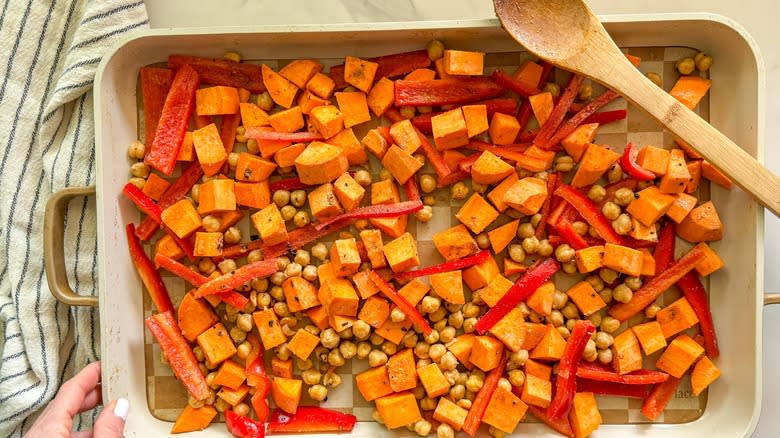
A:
[[43, 13, 769, 437]]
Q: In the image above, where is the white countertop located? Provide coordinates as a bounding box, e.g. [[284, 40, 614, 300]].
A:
[[142, 1, 780, 436]]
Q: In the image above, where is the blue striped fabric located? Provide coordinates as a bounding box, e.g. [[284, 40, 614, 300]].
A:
[[0, 1, 148, 435]]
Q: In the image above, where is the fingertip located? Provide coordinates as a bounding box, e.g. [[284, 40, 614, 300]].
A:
[[93, 398, 128, 438], [113, 398, 129, 421]]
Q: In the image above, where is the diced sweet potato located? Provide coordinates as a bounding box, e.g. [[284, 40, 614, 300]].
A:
[[526, 281, 555, 317], [176, 131, 195, 161], [390, 119, 422, 154], [575, 245, 605, 274], [504, 258, 527, 276], [569, 392, 602, 438], [447, 334, 475, 369], [566, 280, 606, 316], [405, 68, 437, 81], [667, 193, 697, 224], [434, 57, 451, 80], [319, 278, 360, 316], [217, 384, 249, 407], [370, 214, 408, 238], [234, 181, 270, 209], [358, 295, 391, 328], [471, 336, 504, 372], [694, 243, 724, 276], [332, 173, 365, 213], [375, 392, 422, 429], [329, 126, 368, 166], [456, 193, 500, 234], [287, 328, 320, 360], [362, 127, 390, 158], [387, 348, 418, 392], [656, 297, 700, 339], [193, 232, 223, 257], [330, 238, 361, 277], [178, 293, 219, 342], [371, 178, 401, 205], [192, 123, 228, 176], [398, 279, 430, 307], [308, 183, 344, 221], [530, 324, 567, 361], [602, 243, 643, 277], [306, 72, 336, 99], [282, 277, 320, 312], [197, 323, 237, 365], [483, 386, 528, 434], [297, 90, 329, 115], [612, 328, 642, 375], [571, 144, 621, 188], [171, 405, 218, 434], [521, 374, 552, 408], [489, 307, 526, 352], [656, 334, 705, 378], [155, 233, 184, 261], [701, 160, 733, 190], [239, 102, 269, 127], [236, 152, 277, 183], [317, 262, 336, 284], [335, 91, 371, 128], [432, 108, 469, 150], [443, 149, 467, 171], [383, 232, 420, 273], [432, 224, 479, 261], [356, 366, 394, 401], [198, 178, 236, 214], [487, 219, 519, 254], [195, 86, 239, 116], [329, 314, 356, 333], [268, 106, 304, 133], [430, 270, 465, 304], [352, 270, 380, 301], [524, 359, 552, 380], [529, 92, 554, 126], [561, 123, 598, 162], [462, 104, 489, 138], [670, 75, 711, 109], [359, 229, 387, 269], [279, 59, 323, 89], [471, 151, 514, 185], [659, 149, 691, 194], [294, 141, 348, 184], [487, 172, 520, 212], [262, 64, 298, 108], [344, 55, 378, 92], [418, 362, 451, 398], [250, 203, 288, 246], [691, 356, 721, 396], [686, 160, 702, 193], [143, 173, 170, 201], [629, 217, 659, 242], [443, 49, 484, 76], [677, 201, 723, 242], [213, 359, 246, 390], [271, 377, 302, 414], [639, 248, 656, 276], [479, 275, 513, 307], [309, 106, 345, 139], [382, 144, 423, 184], [433, 397, 469, 431], [631, 321, 667, 355], [513, 60, 543, 87], [253, 309, 287, 350], [375, 316, 413, 344], [489, 112, 521, 145], [306, 306, 329, 331], [503, 177, 547, 215], [626, 186, 676, 227], [463, 254, 499, 290], [254, 127, 290, 158], [367, 77, 395, 117], [636, 146, 670, 177]]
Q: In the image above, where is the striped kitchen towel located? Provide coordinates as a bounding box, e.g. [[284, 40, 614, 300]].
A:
[[0, 1, 149, 436]]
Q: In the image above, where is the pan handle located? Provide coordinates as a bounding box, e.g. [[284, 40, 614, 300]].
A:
[[43, 186, 98, 307], [765, 293, 780, 306]]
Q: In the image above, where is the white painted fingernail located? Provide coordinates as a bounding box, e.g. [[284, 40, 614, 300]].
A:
[[113, 398, 129, 421]]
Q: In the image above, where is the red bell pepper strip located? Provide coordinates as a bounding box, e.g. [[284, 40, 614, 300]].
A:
[[139, 67, 174, 150], [245, 333, 269, 394], [145, 64, 199, 176], [475, 258, 560, 334], [220, 219, 354, 260], [576, 362, 670, 385], [576, 378, 649, 399], [544, 90, 620, 149], [410, 112, 439, 135], [619, 142, 656, 181], [533, 73, 585, 149], [219, 239, 266, 261], [244, 128, 323, 142], [547, 200, 577, 228], [136, 160, 204, 241], [491, 68, 542, 96], [609, 243, 708, 321], [535, 172, 560, 239], [548, 320, 596, 419], [267, 407, 357, 433], [225, 410, 265, 438], [462, 349, 506, 437], [314, 200, 423, 231], [404, 177, 420, 202], [122, 183, 163, 223], [144, 311, 209, 400], [414, 126, 454, 180], [168, 55, 265, 93], [582, 109, 627, 125], [516, 61, 554, 132], [154, 253, 249, 309], [641, 376, 681, 420], [555, 184, 627, 246], [395, 250, 490, 282], [653, 222, 676, 275], [528, 405, 574, 438], [678, 272, 719, 357], [437, 169, 470, 188], [329, 49, 431, 89], [126, 224, 173, 314], [269, 177, 309, 192], [369, 271, 433, 336], [458, 152, 482, 173], [394, 77, 504, 107], [194, 259, 280, 298], [554, 223, 590, 250]]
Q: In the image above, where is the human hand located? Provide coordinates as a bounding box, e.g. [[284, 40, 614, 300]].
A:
[[25, 361, 128, 438]]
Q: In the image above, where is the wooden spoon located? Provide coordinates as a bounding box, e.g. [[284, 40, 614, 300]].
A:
[[494, 0, 780, 217]]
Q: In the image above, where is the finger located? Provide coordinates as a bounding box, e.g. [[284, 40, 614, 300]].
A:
[[50, 361, 102, 418], [93, 398, 128, 438], [72, 430, 94, 438], [78, 386, 102, 414]]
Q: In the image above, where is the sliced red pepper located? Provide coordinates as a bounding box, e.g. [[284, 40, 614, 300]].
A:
[[516, 61, 554, 132], [139, 67, 174, 150], [369, 271, 433, 336], [535, 172, 560, 239], [548, 234, 604, 249], [554, 223, 590, 250], [576, 362, 670, 385], [436, 169, 470, 188], [609, 243, 708, 321], [245, 333, 269, 395], [329, 49, 431, 89], [219, 239, 266, 261], [582, 109, 627, 125], [225, 410, 265, 438], [544, 90, 620, 149], [404, 177, 420, 202], [194, 259, 280, 298], [641, 376, 681, 420], [528, 405, 574, 438], [555, 184, 627, 246], [136, 161, 204, 241], [548, 320, 596, 419], [220, 219, 353, 260], [166, 230, 196, 263], [314, 200, 423, 231], [269, 177, 310, 192], [145, 64, 199, 176], [548, 201, 577, 228], [154, 253, 249, 309], [533, 73, 585, 149], [122, 183, 163, 223], [244, 128, 323, 142], [491, 68, 541, 97], [653, 222, 676, 275], [144, 311, 209, 400], [619, 142, 656, 181], [678, 272, 719, 357], [462, 349, 507, 437], [168, 55, 265, 92], [458, 152, 482, 173], [576, 378, 649, 398], [414, 126, 453, 180], [267, 407, 357, 433], [475, 258, 560, 334], [394, 77, 504, 107], [126, 224, 173, 314], [395, 250, 490, 282]]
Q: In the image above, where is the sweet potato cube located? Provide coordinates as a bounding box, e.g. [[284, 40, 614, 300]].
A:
[[362, 127, 390, 158], [525, 145, 555, 170], [306, 72, 336, 99], [287, 328, 320, 360], [218, 384, 249, 407], [677, 201, 723, 242], [524, 359, 552, 380], [630, 217, 658, 242], [659, 149, 691, 194], [271, 377, 302, 414], [382, 144, 423, 184], [297, 90, 329, 115], [430, 270, 465, 304], [375, 392, 422, 429], [282, 277, 320, 312], [434, 57, 451, 79], [561, 123, 598, 162], [253, 309, 287, 349], [162, 199, 201, 238], [375, 316, 413, 344], [262, 64, 297, 108], [631, 321, 667, 355], [360, 229, 387, 269], [463, 255, 499, 290], [447, 334, 475, 369], [471, 150, 514, 185], [702, 160, 733, 190], [566, 281, 606, 316], [309, 105, 344, 140], [353, 270, 381, 299], [670, 75, 711, 109], [370, 215, 408, 238], [387, 348, 418, 392], [254, 127, 290, 158], [456, 193, 499, 234], [279, 59, 322, 89], [213, 359, 247, 390], [319, 278, 359, 316], [418, 362, 451, 398], [332, 173, 365, 213], [335, 91, 371, 128], [530, 324, 567, 361], [176, 131, 195, 161], [522, 323, 548, 351], [489, 307, 526, 352], [389, 119, 422, 154], [330, 238, 361, 277], [195, 86, 239, 116], [521, 374, 552, 408], [142, 173, 170, 201], [529, 92, 554, 126], [317, 262, 336, 284], [483, 387, 528, 434], [234, 181, 271, 209], [489, 112, 521, 145], [367, 77, 395, 117], [526, 281, 555, 316], [239, 102, 270, 127], [656, 297, 700, 339], [371, 178, 401, 205], [359, 296, 390, 328], [471, 336, 504, 372], [571, 144, 621, 188], [356, 366, 394, 401], [488, 172, 520, 212], [171, 405, 217, 434], [443, 149, 467, 170], [513, 60, 543, 87], [656, 334, 704, 378], [636, 146, 670, 177], [308, 183, 343, 221], [267, 106, 303, 133], [503, 177, 547, 215], [626, 186, 676, 227], [504, 258, 527, 276], [194, 232, 223, 257], [569, 392, 602, 438], [192, 123, 227, 176], [602, 243, 644, 277], [250, 203, 288, 246], [575, 245, 605, 274], [691, 356, 721, 396], [330, 314, 356, 333], [294, 141, 348, 184], [639, 248, 656, 276], [433, 397, 469, 431], [198, 179, 236, 214], [432, 108, 469, 150], [666, 193, 697, 224], [443, 49, 484, 76], [398, 279, 430, 306], [197, 323, 237, 365], [178, 293, 219, 342], [328, 128, 367, 165], [689, 161, 705, 193], [462, 104, 489, 138], [432, 224, 478, 261], [612, 328, 642, 375], [344, 56, 378, 92], [306, 306, 329, 331], [694, 243, 724, 276], [383, 232, 420, 273], [488, 219, 519, 255]]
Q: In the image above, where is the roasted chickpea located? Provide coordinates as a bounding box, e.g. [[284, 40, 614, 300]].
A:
[[128, 140, 145, 159], [353, 169, 372, 186], [676, 57, 696, 75], [646, 71, 662, 86], [130, 162, 150, 178], [427, 39, 445, 61]]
